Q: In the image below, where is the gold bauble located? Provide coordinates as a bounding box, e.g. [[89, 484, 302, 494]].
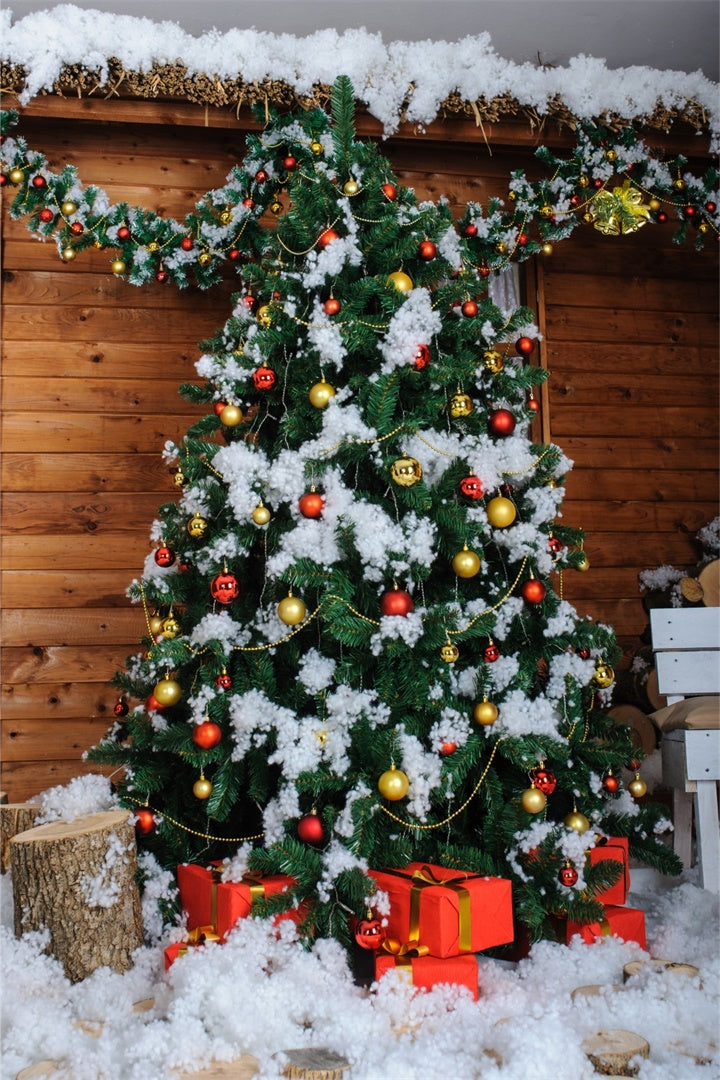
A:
[[628, 773, 647, 799], [387, 271, 413, 293], [449, 392, 474, 418], [487, 495, 516, 528], [257, 304, 273, 327], [541, 242, 554, 256], [310, 140, 323, 155], [575, 552, 590, 572], [483, 350, 504, 375], [252, 503, 271, 525], [698, 222, 710, 234], [309, 380, 336, 409], [521, 785, 547, 814], [495, 241, 507, 255], [61, 200, 77, 216], [579, 175, 590, 188], [343, 179, 359, 196], [592, 662, 615, 689], [193, 776, 213, 800], [148, 615, 165, 636], [147, 241, 159, 253], [198, 251, 212, 267], [452, 545, 481, 578], [154, 677, 182, 706], [220, 209, 232, 224], [161, 614, 182, 639], [277, 592, 307, 625], [187, 512, 209, 538], [390, 456, 423, 487], [649, 198, 661, 212], [219, 403, 242, 426], [378, 765, 409, 801], [540, 205, 553, 217], [473, 699, 499, 726], [672, 177, 686, 191], [173, 467, 185, 488], [61, 247, 76, 262], [605, 149, 618, 163], [269, 200, 283, 216], [564, 809, 590, 833], [440, 641, 459, 663], [110, 258, 126, 275], [9, 167, 25, 185]]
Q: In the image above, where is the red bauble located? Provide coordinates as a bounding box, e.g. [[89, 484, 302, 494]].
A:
[[145, 693, 163, 712], [213, 401, 227, 416], [255, 169, 269, 183], [318, 228, 339, 248], [419, 240, 437, 260], [440, 741, 457, 756], [354, 916, 384, 950], [283, 155, 298, 171], [117, 226, 131, 241], [299, 491, 324, 518], [459, 474, 484, 500], [70, 222, 84, 235], [39, 207, 54, 223], [155, 269, 168, 283], [532, 767, 557, 795], [381, 182, 397, 201], [522, 578, 547, 605], [578, 647, 591, 660], [31, 175, 47, 189], [297, 813, 324, 844], [211, 571, 241, 604], [548, 536, 563, 554], [134, 808, 156, 835], [0, 174, 7, 187], [593, 178, 604, 189], [478, 264, 491, 278], [484, 643, 500, 662], [464, 223, 478, 237], [113, 698, 129, 718], [656, 211, 668, 223], [706, 201, 717, 213], [154, 545, 176, 568], [517, 232, 529, 247], [569, 194, 581, 207], [242, 294, 257, 310], [413, 344, 431, 370], [602, 774, 620, 793], [515, 336, 535, 356], [253, 366, 276, 390], [215, 671, 233, 690], [192, 720, 222, 749], [488, 408, 516, 437], [324, 297, 341, 315], [228, 249, 240, 261], [559, 863, 579, 888], [527, 397, 540, 413], [684, 205, 697, 218], [180, 236, 194, 251], [381, 588, 414, 617], [461, 300, 478, 317]]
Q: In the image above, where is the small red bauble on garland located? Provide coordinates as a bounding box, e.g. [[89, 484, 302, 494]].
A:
[[532, 765, 557, 795], [323, 297, 341, 315], [155, 269, 168, 284], [213, 401, 227, 416], [228, 248, 240, 261], [113, 698, 129, 718], [477, 263, 491, 278], [134, 808, 156, 835], [381, 587, 414, 617], [706, 200, 717, 213], [298, 812, 324, 845], [180, 236, 194, 251], [354, 912, 384, 950], [559, 861, 579, 888], [283, 155, 298, 171], [522, 577, 547, 605], [419, 240, 437, 260], [154, 545, 176, 568], [39, 207, 54, 223], [488, 408, 516, 437], [517, 232, 529, 247], [602, 772, 620, 793], [253, 366, 276, 390], [192, 720, 222, 749], [515, 336, 535, 356], [215, 669, 232, 690], [31, 175, 47, 189], [461, 299, 478, 317], [117, 225, 131, 241], [255, 169, 269, 183], [299, 489, 324, 518], [70, 222, 84, 236], [211, 571, 240, 604], [381, 182, 397, 201], [413, 344, 431, 370], [548, 536, 563, 554], [578, 647, 591, 660], [318, 228, 339, 248], [527, 392, 540, 411], [484, 641, 500, 662], [459, 474, 484, 500]]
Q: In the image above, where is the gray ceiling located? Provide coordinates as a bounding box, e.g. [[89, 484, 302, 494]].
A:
[[6, 0, 719, 81]]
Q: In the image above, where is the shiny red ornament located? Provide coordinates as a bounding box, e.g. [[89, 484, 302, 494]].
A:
[[484, 642, 500, 662], [213, 401, 226, 416], [297, 813, 324, 844], [228, 249, 240, 261], [602, 773, 620, 793], [569, 194, 581, 207], [180, 236, 194, 251], [627, 758, 641, 772], [70, 222, 84, 235], [354, 916, 384, 950], [283, 155, 298, 171], [192, 720, 222, 749], [656, 211, 668, 223], [517, 232, 529, 247], [117, 226, 131, 241], [318, 228, 339, 248], [39, 207, 54, 223], [324, 297, 341, 315], [145, 693, 163, 712], [464, 223, 478, 237], [548, 536, 563, 554], [155, 269, 168, 283], [532, 767, 557, 795], [459, 474, 484, 500], [528, 397, 540, 413], [522, 578, 547, 605], [413, 344, 431, 370], [31, 175, 47, 189], [0, 174, 6, 187], [684, 205, 697, 218], [242, 197, 255, 208], [113, 698, 129, 718], [478, 263, 491, 278], [440, 741, 457, 756], [706, 201, 717, 213], [578, 648, 591, 660], [255, 169, 269, 183], [134, 808, 156, 835], [299, 491, 324, 518], [211, 571, 241, 604], [253, 366, 276, 390], [381, 182, 397, 201], [419, 240, 437, 260], [154, 545, 176, 567], [488, 408, 516, 437], [461, 300, 478, 317], [515, 336, 535, 356], [593, 178, 604, 189], [381, 588, 414, 617], [559, 863, 579, 888], [215, 671, 232, 690]]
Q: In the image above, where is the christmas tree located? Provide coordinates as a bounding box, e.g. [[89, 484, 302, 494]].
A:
[[87, 77, 680, 948]]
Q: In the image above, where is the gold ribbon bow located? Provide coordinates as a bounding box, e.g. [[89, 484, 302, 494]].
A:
[[178, 924, 222, 957], [384, 864, 474, 952], [380, 937, 430, 969], [591, 179, 652, 235]]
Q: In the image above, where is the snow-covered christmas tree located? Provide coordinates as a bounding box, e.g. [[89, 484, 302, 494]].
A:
[[80, 76, 680, 950]]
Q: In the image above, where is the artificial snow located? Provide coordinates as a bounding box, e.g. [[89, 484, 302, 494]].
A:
[[1, 866, 717, 1079]]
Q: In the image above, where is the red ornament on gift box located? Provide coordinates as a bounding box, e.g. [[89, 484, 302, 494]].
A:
[[192, 720, 222, 749], [459, 474, 484, 500], [211, 571, 240, 604], [154, 545, 176, 567], [253, 366, 276, 390], [413, 344, 431, 370], [381, 588, 414, 616], [298, 813, 324, 844], [488, 408, 516, 437]]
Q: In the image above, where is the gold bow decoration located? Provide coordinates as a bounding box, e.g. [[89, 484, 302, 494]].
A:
[[590, 179, 652, 235], [379, 937, 430, 968], [177, 924, 222, 957]]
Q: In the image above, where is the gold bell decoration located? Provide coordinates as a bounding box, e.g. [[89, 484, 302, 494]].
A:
[[277, 589, 307, 626], [378, 764, 409, 801], [449, 391, 474, 418], [187, 512, 209, 538], [173, 467, 186, 488], [390, 455, 423, 488], [483, 349, 504, 375], [590, 179, 652, 235], [592, 660, 615, 689], [440, 639, 459, 663], [473, 698, 499, 726], [308, 379, 336, 409], [452, 545, 482, 578], [252, 502, 271, 525]]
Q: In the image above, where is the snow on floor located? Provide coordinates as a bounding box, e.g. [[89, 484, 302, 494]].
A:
[[1, 867, 717, 1079]]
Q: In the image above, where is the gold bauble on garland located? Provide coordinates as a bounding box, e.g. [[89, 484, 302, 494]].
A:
[[252, 503, 271, 525], [378, 765, 409, 801], [473, 699, 499, 726], [390, 455, 422, 487], [219, 403, 242, 426], [193, 774, 213, 800], [161, 613, 181, 639], [521, 784, 547, 814], [277, 591, 307, 626], [452, 545, 481, 578], [386, 271, 413, 293], [487, 495, 516, 528], [153, 677, 182, 706]]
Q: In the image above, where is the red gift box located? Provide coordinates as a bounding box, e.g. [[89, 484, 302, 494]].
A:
[[163, 925, 221, 970], [565, 904, 646, 949], [587, 836, 630, 905], [177, 863, 296, 939], [368, 862, 513, 958], [374, 949, 479, 999]]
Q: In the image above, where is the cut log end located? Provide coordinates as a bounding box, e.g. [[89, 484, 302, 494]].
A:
[[282, 1048, 351, 1080], [582, 1029, 650, 1076], [623, 959, 700, 983], [174, 1056, 259, 1079]]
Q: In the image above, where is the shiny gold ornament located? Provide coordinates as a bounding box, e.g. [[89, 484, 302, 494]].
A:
[[390, 456, 423, 487], [649, 198, 661, 212], [564, 808, 590, 833], [386, 271, 413, 293], [93, 240, 103, 249], [147, 241, 159, 253], [507, 190, 517, 201], [583, 211, 597, 225], [473, 699, 499, 726], [219, 403, 243, 427], [579, 175, 590, 188], [269, 200, 283, 216], [154, 677, 182, 706], [309, 380, 336, 409], [257, 305, 273, 327], [173, 467, 185, 488], [449, 392, 474, 418], [197, 251, 212, 267], [220, 209, 232, 224], [310, 140, 323, 155], [252, 503, 271, 525], [277, 591, 307, 626], [343, 179, 359, 196], [110, 258, 126, 274], [61, 247, 76, 262], [452, 545, 481, 578], [9, 167, 25, 185], [541, 242, 554, 256], [378, 765, 409, 801], [592, 661, 615, 689], [161, 614, 182, 639], [193, 774, 213, 800], [591, 179, 651, 236], [698, 222, 710, 235], [495, 241, 507, 255], [61, 200, 77, 216], [315, 729, 328, 745], [148, 614, 165, 636], [521, 784, 547, 814], [440, 640, 459, 663], [605, 149, 618, 163], [672, 177, 686, 191], [187, 512, 209, 538], [483, 350, 504, 375], [540, 204, 554, 217], [628, 773, 647, 799], [487, 495, 516, 528], [575, 551, 590, 572]]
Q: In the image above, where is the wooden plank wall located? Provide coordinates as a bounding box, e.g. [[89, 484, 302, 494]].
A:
[[1, 100, 718, 801]]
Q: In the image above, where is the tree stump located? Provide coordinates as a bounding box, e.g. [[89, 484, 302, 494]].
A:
[[11, 810, 144, 982], [1, 803, 41, 873], [581, 1030, 650, 1076], [281, 1048, 350, 1080], [175, 1057, 259, 1078], [623, 959, 700, 983]]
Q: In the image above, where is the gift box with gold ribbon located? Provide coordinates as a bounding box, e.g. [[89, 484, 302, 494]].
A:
[[177, 862, 296, 939], [163, 924, 222, 970], [586, 836, 630, 906], [564, 904, 646, 949], [373, 940, 479, 999], [368, 862, 513, 958]]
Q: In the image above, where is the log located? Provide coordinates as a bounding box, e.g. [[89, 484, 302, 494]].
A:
[[15, 1063, 64, 1080], [623, 958, 700, 983], [174, 1057, 259, 1079], [1, 803, 41, 873], [607, 704, 657, 755], [571, 983, 624, 1002], [10, 810, 144, 982], [581, 1029, 650, 1076], [282, 1049, 351, 1080]]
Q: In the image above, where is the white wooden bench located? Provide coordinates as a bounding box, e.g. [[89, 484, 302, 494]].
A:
[[649, 607, 720, 893]]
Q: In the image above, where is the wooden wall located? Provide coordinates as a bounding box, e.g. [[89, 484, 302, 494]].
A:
[[1, 99, 718, 801]]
